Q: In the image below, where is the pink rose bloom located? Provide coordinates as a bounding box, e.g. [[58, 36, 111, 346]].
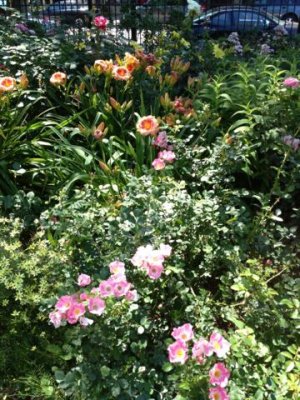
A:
[[79, 316, 94, 326], [153, 131, 168, 149], [93, 16, 108, 30], [109, 272, 127, 282], [210, 332, 231, 358], [109, 260, 125, 276], [99, 280, 114, 297], [91, 287, 101, 295], [159, 244, 172, 258], [49, 310, 63, 328], [136, 115, 160, 136], [209, 363, 230, 388], [147, 249, 165, 267], [88, 297, 105, 315], [168, 339, 189, 364], [80, 293, 90, 301], [125, 289, 138, 302], [66, 303, 85, 324], [158, 150, 176, 163], [209, 387, 230, 400], [113, 280, 131, 297], [152, 158, 166, 170], [147, 264, 164, 279], [192, 338, 213, 364], [55, 295, 74, 313], [77, 273, 92, 287], [171, 323, 194, 342], [131, 245, 154, 269], [283, 77, 300, 88]]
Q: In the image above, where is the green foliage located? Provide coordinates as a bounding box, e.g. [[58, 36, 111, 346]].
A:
[[0, 217, 68, 397]]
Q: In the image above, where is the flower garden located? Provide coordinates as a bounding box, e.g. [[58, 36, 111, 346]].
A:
[[0, 10, 300, 400]]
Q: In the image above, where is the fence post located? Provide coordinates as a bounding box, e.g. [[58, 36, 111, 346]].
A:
[[130, 0, 137, 41]]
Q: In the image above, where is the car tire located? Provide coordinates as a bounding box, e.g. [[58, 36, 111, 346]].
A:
[[282, 13, 298, 23]]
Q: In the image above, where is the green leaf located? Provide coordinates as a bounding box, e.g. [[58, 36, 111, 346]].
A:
[[162, 362, 173, 372]]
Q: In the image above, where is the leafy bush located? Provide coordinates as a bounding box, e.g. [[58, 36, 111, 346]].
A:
[[1, 17, 300, 400]]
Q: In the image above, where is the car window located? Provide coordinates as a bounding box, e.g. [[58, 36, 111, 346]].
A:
[[144, 0, 186, 6], [267, 0, 288, 5], [233, 10, 270, 29], [210, 11, 232, 27]]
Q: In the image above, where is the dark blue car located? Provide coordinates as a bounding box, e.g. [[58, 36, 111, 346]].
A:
[[192, 6, 299, 35]]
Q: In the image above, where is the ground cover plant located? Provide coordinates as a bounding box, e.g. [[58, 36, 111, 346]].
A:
[[0, 12, 299, 400]]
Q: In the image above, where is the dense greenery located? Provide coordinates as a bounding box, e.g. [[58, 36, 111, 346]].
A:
[[0, 12, 299, 400]]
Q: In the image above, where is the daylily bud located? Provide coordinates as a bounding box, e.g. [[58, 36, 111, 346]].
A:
[[19, 73, 29, 89], [93, 122, 107, 140], [109, 96, 121, 111]]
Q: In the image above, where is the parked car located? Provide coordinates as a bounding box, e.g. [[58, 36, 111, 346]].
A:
[[192, 6, 299, 35], [253, 0, 300, 23], [40, 0, 91, 24], [136, 0, 203, 24], [40, 0, 129, 23]]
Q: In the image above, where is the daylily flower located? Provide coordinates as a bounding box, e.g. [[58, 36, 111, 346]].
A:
[[0, 76, 16, 92], [112, 65, 131, 81], [136, 115, 160, 136], [50, 72, 67, 86]]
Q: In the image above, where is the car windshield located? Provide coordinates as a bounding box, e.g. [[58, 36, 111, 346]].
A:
[[195, 7, 281, 24]]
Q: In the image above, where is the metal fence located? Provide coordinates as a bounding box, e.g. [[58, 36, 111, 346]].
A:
[[1, 0, 299, 41]]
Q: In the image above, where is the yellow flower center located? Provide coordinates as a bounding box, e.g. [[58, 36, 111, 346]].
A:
[[214, 342, 221, 350], [2, 78, 13, 87], [214, 370, 221, 378], [176, 349, 184, 357], [181, 333, 187, 340]]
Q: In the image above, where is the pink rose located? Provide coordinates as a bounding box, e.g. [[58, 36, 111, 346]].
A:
[[158, 150, 175, 163], [109, 260, 125, 276], [66, 303, 85, 324], [210, 332, 231, 358], [77, 273, 92, 287], [209, 387, 230, 400], [125, 289, 138, 302], [168, 339, 189, 364], [94, 16, 108, 31], [49, 310, 63, 328], [283, 77, 300, 88], [209, 362, 230, 387], [192, 338, 213, 364], [147, 264, 164, 280], [171, 323, 194, 342], [112, 280, 131, 297], [152, 158, 166, 170], [88, 297, 105, 316]]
